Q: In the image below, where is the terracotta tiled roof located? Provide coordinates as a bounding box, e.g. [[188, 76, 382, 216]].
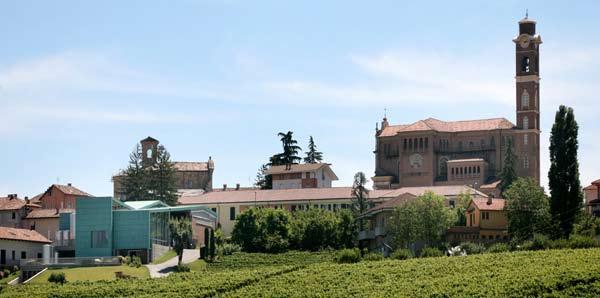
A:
[[376, 185, 488, 199], [365, 193, 417, 214], [0, 227, 52, 243], [52, 184, 93, 197], [379, 117, 515, 137], [173, 162, 209, 171], [0, 196, 26, 210], [447, 158, 486, 163], [584, 184, 597, 191], [29, 193, 43, 204], [265, 163, 332, 175], [179, 187, 357, 205], [25, 208, 74, 219], [471, 198, 505, 211], [591, 179, 600, 185]]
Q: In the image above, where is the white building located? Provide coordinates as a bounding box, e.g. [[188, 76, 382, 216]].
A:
[[0, 227, 51, 266], [265, 163, 338, 189]]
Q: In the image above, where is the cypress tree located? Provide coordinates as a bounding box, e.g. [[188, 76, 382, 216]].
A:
[[209, 229, 216, 261], [499, 137, 517, 194], [549, 105, 583, 238]]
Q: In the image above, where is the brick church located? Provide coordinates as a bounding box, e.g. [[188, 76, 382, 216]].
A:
[[373, 17, 541, 192]]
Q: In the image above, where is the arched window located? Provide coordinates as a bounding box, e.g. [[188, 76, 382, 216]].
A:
[[419, 138, 423, 150], [403, 139, 407, 150], [524, 134, 529, 145], [425, 138, 428, 149], [521, 56, 530, 73], [146, 148, 152, 159], [451, 168, 455, 176], [439, 157, 449, 176], [523, 116, 529, 130], [460, 168, 463, 175], [521, 89, 530, 108], [477, 166, 481, 174]]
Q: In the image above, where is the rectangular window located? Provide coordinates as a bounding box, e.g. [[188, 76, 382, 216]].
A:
[[21, 251, 26, 259], [211, 207, 217, 213], [524, 134, 529, 145], [229, 207, 236, 220], [305, 172, 311, 178], [12, 250, 15, 260], [91, 231, 108, 248], [523, 155, 529, 169]]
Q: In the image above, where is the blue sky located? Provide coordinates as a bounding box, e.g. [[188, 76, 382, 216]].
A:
[[1, 1, 599, 197]]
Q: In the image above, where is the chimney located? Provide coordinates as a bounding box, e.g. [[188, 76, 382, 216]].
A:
[[67, 183, 72, 187], [223, 184, 227, 191], [25, 197, 30, 204], [236, 183, 240, 190], [487, 195, 493, 205]]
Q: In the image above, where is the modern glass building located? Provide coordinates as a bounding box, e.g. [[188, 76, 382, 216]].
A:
[[75, 197, 216, 263]]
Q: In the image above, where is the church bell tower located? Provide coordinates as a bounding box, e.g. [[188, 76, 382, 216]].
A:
[[513, 13, 542, 182]]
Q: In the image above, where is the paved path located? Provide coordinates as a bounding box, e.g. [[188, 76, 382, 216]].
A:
[[146, 249, 200, 278]]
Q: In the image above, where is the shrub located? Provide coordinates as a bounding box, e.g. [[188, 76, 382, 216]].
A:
[[460, 242, 486, 255], [129, 256, 142, 268], [531, 233, 550, 250], [548, 238, 569, 249], [362, 252, 384, 261], [390, 249, 414, 260], [218, 243, 241, 256], [487, 243, 509, 253], [519, 240, 534, 251], [568, 235, 600, 249], [420, 247, 444, 258], [2, 269, 10, 278], [232, 208, 292, 253], [48, 272, 66, 284], [175, 263, 190, 272], [334, 248, 361, 264]]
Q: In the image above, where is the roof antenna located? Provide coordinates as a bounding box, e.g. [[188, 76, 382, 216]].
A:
[[525, 8, 528, 19], [384, 107, 387, 119]]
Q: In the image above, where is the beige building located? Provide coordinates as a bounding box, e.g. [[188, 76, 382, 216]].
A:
[[266, 163, 338, 189], [373, 17, 542, 192], [0, 195, 40, 229], [584, 179, 600, 216], [0, 227, 51, 266], [465, 197, 508, 241], [113, 137, 215, 200]]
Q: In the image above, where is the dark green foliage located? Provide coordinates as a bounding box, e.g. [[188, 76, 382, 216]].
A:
[[390, 249, 414, 260], [499, 137, 517, 194], [454, 192, 471, 226], [549, 105, 583, 238], [169, 217, 193, 265], [336, 209, 358, 249], [487, 243, 509, 253], [290, 208, 354, 251], [504, 177, 551, 240], [128, 255, 142, 268], [303, 136, 323, 164], [362, 252, 384, 261], [123, 144, 178, 205], [254, 164, 272, 189], [567, 235, 600, 249], [217, 243, 241, 256], [460, 242, 486, 255], [175, 263, 190, 273], [419, 247, 444, 258], [231, 208, 291, 253], [271, 131, 302, 165], [209, 229, 216, 260], [334, 248, 361, 263], [573, 213, 600, 238], [48, 272, 66, 284], [351, 172, 370, 232]]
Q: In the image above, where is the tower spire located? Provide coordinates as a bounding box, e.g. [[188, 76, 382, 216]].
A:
[[525, 8, 528, 19]]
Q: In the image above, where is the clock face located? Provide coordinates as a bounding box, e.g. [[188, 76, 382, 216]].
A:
[[409, 154, 424, 169], [519, 35, 530, 48]]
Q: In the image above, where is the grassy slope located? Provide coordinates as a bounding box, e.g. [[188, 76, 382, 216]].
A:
[[150, 250, 177, 264], [27, 265, 149, 284], [0, 272, 19, 285], [3, 249, 600, 297]]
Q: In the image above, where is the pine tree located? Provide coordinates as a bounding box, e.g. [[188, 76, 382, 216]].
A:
[[153, 145, 178, 206], [303, 136, 323, 164], [549, 105, 583, 238], [123, 144, 150, 201], [275, 131, 302, 165], [254, 163, 272, 190], [499, 137, 517, 194]]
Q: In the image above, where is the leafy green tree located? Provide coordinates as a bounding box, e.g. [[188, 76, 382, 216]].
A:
[[454, 192, 471, 226], [351, 172, 370, 231], [169, 217, 192, 265], [387, 192, 455, 249], [254, 163, 272, 190], [549, 105, 583, 238], [504, 177, 551, 240], [499, 137, 517, 194], [231, 208, 291, 253], [337, 209, 357, 249], [303, 136, 323, 164], [290, 208, 339, 250], [573, 213, 600, 238]]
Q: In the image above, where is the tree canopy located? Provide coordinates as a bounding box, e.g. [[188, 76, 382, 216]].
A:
[[499, 137, 517, 194], [169, 217, 193, 265], [351, 172, 370, 231], [271, 131, 302, 166], [504, 177, 551, 240], [303, 136, 323, 164]]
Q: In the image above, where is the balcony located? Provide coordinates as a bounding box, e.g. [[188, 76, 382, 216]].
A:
[[358, 230, 375, 240], [374, 226, 386, 236]]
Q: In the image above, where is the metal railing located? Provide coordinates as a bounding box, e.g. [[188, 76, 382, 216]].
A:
[[20, 256, 120, 268]]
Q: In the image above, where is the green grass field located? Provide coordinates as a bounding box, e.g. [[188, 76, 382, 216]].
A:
[[2, 249, 600, 297], [0, 272, 19, 285], [26, 265, 149, 284]]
